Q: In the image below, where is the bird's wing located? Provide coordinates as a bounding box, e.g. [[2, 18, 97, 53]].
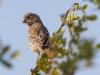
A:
[[28, 23, 51, 51]]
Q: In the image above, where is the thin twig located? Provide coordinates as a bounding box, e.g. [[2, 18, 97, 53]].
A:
[[30, 65, 38, 75], [69, 32, 79, 49]]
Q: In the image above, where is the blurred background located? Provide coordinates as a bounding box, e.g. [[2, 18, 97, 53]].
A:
[[0, 0, 100, 75]]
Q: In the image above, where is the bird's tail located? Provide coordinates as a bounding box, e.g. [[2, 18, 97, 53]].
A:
[[44, 48, 55, 59]]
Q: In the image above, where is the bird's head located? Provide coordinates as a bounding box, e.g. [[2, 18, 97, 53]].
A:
[[22, 12, 41, 27]]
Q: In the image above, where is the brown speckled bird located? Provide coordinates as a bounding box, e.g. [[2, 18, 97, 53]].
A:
[[22, 12, 54, 61]]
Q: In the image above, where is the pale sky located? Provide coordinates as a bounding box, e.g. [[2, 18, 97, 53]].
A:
[[0, 0, 100, 75]]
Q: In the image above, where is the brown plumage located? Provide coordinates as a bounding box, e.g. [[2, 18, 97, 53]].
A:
[[22, 12, 54, 60]]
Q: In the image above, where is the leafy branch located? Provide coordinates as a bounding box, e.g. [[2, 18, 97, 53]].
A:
[[0, 39, 20, 68], [29, 3, 99, 75]]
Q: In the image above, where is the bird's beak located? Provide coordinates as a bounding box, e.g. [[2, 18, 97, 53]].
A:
[[22, 19, 27, 23]]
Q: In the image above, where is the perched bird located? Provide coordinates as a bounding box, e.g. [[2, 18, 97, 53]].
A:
[[22, 12, 54, 61]]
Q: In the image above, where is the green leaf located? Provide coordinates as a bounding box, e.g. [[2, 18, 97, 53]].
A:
[[11, 51, 20, 58], [87, 15, 97, 20], [52, 68, 59, 75], [53, 44, 58, 51], [73, 3, 79, 10], [77, 39, 94, 59], [62, 28, 67, 34], [73, 3, 79, 6], [71, 12, 75, 20], [1, 46, 10, 55], [1, 59, 12, 68], [82, 4, 88, 9], [96, 43, 100, 49], [66, 15, 70, 22], [78, 19, 82, 26], [66, 12, 78, 22], [60, 14, 65, 21], [39, 64, 47, 73], [35, 73, 41, 75], [74, 16, 80, 20], [81, 27, 87, 32], [57, 27, 62, 33]]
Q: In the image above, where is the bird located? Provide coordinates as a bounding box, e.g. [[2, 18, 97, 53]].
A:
[[22, 12, 54, 62]]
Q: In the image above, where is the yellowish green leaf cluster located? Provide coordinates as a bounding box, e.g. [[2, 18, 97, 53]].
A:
[[60, 3, 88, 27]]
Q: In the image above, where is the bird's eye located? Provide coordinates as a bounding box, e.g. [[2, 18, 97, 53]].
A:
[[27, 16, 31, 19]]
